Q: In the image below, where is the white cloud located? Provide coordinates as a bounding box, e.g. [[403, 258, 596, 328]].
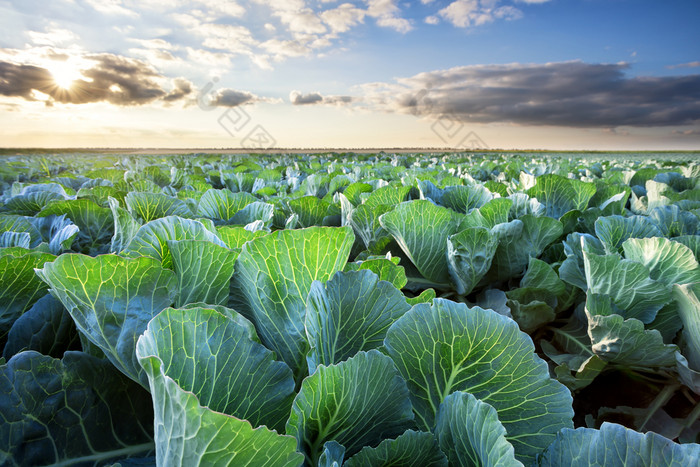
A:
[[260, 39, 310, 59], [254, 0, 327, 34], [198, 0, 245, 18], [425, 15, 440, 25], [83, 0, 138, 17], [365, 0, 412, 33], [129, 38, 178, 51], [185, 47, 233, 69], [172, 14, 257, 53], [27, 26, 80, 47], [439, 0, 523, 28], [321, 3, 366, 33]]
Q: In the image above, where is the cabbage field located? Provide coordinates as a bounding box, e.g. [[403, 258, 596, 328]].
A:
[[0, 151, 699, 466]]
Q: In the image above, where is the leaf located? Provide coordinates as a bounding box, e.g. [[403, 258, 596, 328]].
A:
[[490, 214, 563, 282], [462, 198, 513, 228], [586, 295, 678, 367], [521, 257, 566, 297], [594, 215, 662, 254], [343, 182, 373, 206], [316, 441, 344, 467], [406, 288, 436, 306], [552, 355, 607, 391], [125, 192, 193, 222], [229, 201, 275, 227], [125, 216, 226, 269], [38, 199, 114, 254], [434, 392, 522, 467], [288, 196, 333, 227], [168, 240, 238, 307], [0, 351, 154, 467], [676, 352, 700, 394], [384, 299, 573, 463], [0, 215, 42, 248], [48, 223, 80, 254], [559, 233, 604, 290], [1, 190, 65, 216], [216, 225, 267, 249], [3, 294, 79, 360], [506, 287, 557, 333], [509, 192, 545, 219], [136, 338, 302, 466], [305, 270, 411, 372], [345, 430, 448, 467], [344, 257, 408, 290], [536, 422, 700, 466], [526, 174, 597, 219], [137, 306, 296, 432], [231, 226, 354, 380], [380, 200, 464, 285], [674, 235, 700, 262], [0, 248, 55, 339], [196, 188, 256, 221], [673, 283, 700, 371], [582, 247, 670, 323], [623, 237, 700, 286], [364, 185, 412, 210], [286, 350, 415, 465], [441, 184, 493, 213], [36, 254, 177, 387], [0, 231, 30, 249], [649, 205, 699, 237], [108, 197, 141, 254], [446, 226, 499, 295], [348, 203, 392, 250]]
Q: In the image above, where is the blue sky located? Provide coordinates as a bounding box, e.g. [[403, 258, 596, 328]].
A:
[[0, 0, 698, 149]]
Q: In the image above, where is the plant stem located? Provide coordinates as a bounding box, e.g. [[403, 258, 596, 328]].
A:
[[639, 383, 680, 431]]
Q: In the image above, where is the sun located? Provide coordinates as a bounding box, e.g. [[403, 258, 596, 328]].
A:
[[47, 61, 83, 89]]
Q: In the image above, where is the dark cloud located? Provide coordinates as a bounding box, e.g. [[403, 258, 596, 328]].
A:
[[0, 54, 194, 106], [378, 61, 700, 127], [290, 91, 323, 105], [290, 90, 353, 105], [209, 88, 257, 107], [163, 78, 192, 102]]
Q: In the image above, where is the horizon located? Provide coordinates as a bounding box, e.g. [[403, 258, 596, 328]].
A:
[[1, 0, 699, 150]]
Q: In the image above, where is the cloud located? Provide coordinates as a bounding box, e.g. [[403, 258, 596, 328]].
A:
[[439, 0, 522, 28], [365, 0, 412, 33], [208, 88, 275, 107], [27, 26, 80, 47], [321, 3, 366, 33], [163, 78, 192, 102], [254, 0, 327, 34], [667, 61, 700, 70], [187, 21, 257, 53], [425, 15, 440, 25], [83, 0, 138, 17], [0, 53, 194, 106], [290, 90, 323, 105], [672, 128, 700, 136], [290, 90, 353, 105], [260, 39, 310, 58], [361, 61, 700, 127]]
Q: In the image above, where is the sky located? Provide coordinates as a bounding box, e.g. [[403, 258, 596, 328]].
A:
[[0, 0, 699, 150]]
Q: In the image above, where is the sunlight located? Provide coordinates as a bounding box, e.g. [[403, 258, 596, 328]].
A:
[[47, 61, 83, 89]]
